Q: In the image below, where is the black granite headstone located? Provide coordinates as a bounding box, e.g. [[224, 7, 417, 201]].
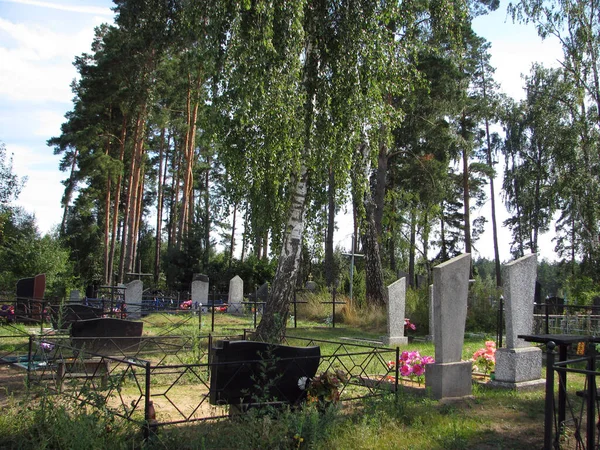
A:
[[49, 304, 104, 329], [70, 317, 143, 355], [209, 340, 320, 407]]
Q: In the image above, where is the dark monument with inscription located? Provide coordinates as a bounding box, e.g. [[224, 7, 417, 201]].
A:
[[15, 274, 46, 322], [209, 340, 320, 409], [70, 317, 143, 355], [49, 304, 104, 329]]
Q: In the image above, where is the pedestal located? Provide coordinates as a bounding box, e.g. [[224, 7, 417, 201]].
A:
[[425, 360, 473, 400]]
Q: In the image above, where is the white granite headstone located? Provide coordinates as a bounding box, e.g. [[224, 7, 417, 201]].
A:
[[191, 274, 209, 309], [425, 253, 472, 400], [494, 253, 544, 390], [383, 277, 408, 346], [228, 275, 244, 315], [125, 280, 143, 319]]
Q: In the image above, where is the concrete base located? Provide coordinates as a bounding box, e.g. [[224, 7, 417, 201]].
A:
[[495, 347, 542, 383], [425, 360, 472, 400], [382, 336, 408, 346], [486, 378, 546, 392]]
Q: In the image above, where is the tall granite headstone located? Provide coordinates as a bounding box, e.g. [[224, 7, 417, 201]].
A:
[[427, 284, 434, 342], [125, 280, 143, 319], [228, 276, 244, 315], [383, 277, 408, 346], [493, 253, 544, 390], [191, 274, 209, 309], [425, 253, 472, 400]]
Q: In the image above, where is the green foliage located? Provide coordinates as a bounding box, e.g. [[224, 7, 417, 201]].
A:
[[0, 395, 138, 450], [405, 286, 429, 334], [466, 275, 501, 333], [0, 207, 77, 298], [564, 275, 600, 306]]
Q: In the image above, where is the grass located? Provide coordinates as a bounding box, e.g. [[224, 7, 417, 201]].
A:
[[0, 305, 588, 450]]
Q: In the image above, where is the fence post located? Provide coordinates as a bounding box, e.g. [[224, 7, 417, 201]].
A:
[[545, 299, 549, 335], [144, 361, 152, 440], [394, 347, 400, 403], [496, 296, 504, 348], [27, 335, 33, 386], [586, 343, 596, 449], [544, 341, 556, 450]]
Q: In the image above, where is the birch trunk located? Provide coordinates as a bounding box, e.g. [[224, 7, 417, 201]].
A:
[[254, 164, 308, 342]]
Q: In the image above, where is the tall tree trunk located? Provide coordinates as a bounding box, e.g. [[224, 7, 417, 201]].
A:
[[229, 203, 237, 268], [324, 165, 336, 287], [154, 128, 168, 284], [125, 109, 147, 275], [119, 111, 144, 283], [408, 207, 417, 287], [484, 116, 501, 286], [240, 203, 249, 262], [108, 118, 127, 286], [461, 115, 472, 256], [60, 148, 78, 236], [204, 151, 210, 267], [255, 165, 308, 342], [103, 177, 112, 284]]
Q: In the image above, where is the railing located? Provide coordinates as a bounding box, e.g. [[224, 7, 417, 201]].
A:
[[1, 331, 405, 438], [544, 340, 599, 449]]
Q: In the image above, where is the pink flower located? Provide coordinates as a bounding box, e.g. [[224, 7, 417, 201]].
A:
[[412, 364, 424, 376], [400, 351, 409, 362], [400, 364, 413, 377]]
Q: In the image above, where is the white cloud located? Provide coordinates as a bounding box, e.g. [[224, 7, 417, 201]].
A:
[[2, 0, 112, 16], [0, 16, 105, 103], [8, 143, 65, 234]]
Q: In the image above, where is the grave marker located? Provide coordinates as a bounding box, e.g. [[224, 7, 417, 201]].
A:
[[493, 253, 544, 390], [382, 277, 408, 346], [425, 253, 472, 400], [228, 276, 244, 315], [125, 280, 143, 319], [191, 274, 209, 309]]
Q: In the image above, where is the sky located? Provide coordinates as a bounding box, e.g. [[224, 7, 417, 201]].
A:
[[0, 0, 563, 263]]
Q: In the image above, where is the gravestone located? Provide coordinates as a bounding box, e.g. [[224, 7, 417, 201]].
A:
[[427, 284, 434, 342], [305, 279, 317, 292], [69, 290, 80, 304], [192, 274, 209, 309], [125, 280, 143, 319], [49, 304, 103, 329], [493, 254, 544, 390], [70, 317, 143, 355], [382, 277, 408, 346], [209, 340, 321, 409], [15, 274, 46, 322], [255, 282, 269, 313], [425, 254, 472, 400], [228, 276, 244, 315]]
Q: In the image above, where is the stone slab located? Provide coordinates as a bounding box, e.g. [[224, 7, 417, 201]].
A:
[[427, 284, 434, 342], [425, 360, 473, 400], [503, 253, 537, 349], [432, 253, 471, 363], [383, 336, 409, 346], [495, 346, 542, 383], [192, 276, 209, 308], [486, 378, 546, 392], [125, 280, 143, 319], [228, 276, 244, 315], [384, 277, 407, 344]]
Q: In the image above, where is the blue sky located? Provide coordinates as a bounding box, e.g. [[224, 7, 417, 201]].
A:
[[0, 0, 562, 261]]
